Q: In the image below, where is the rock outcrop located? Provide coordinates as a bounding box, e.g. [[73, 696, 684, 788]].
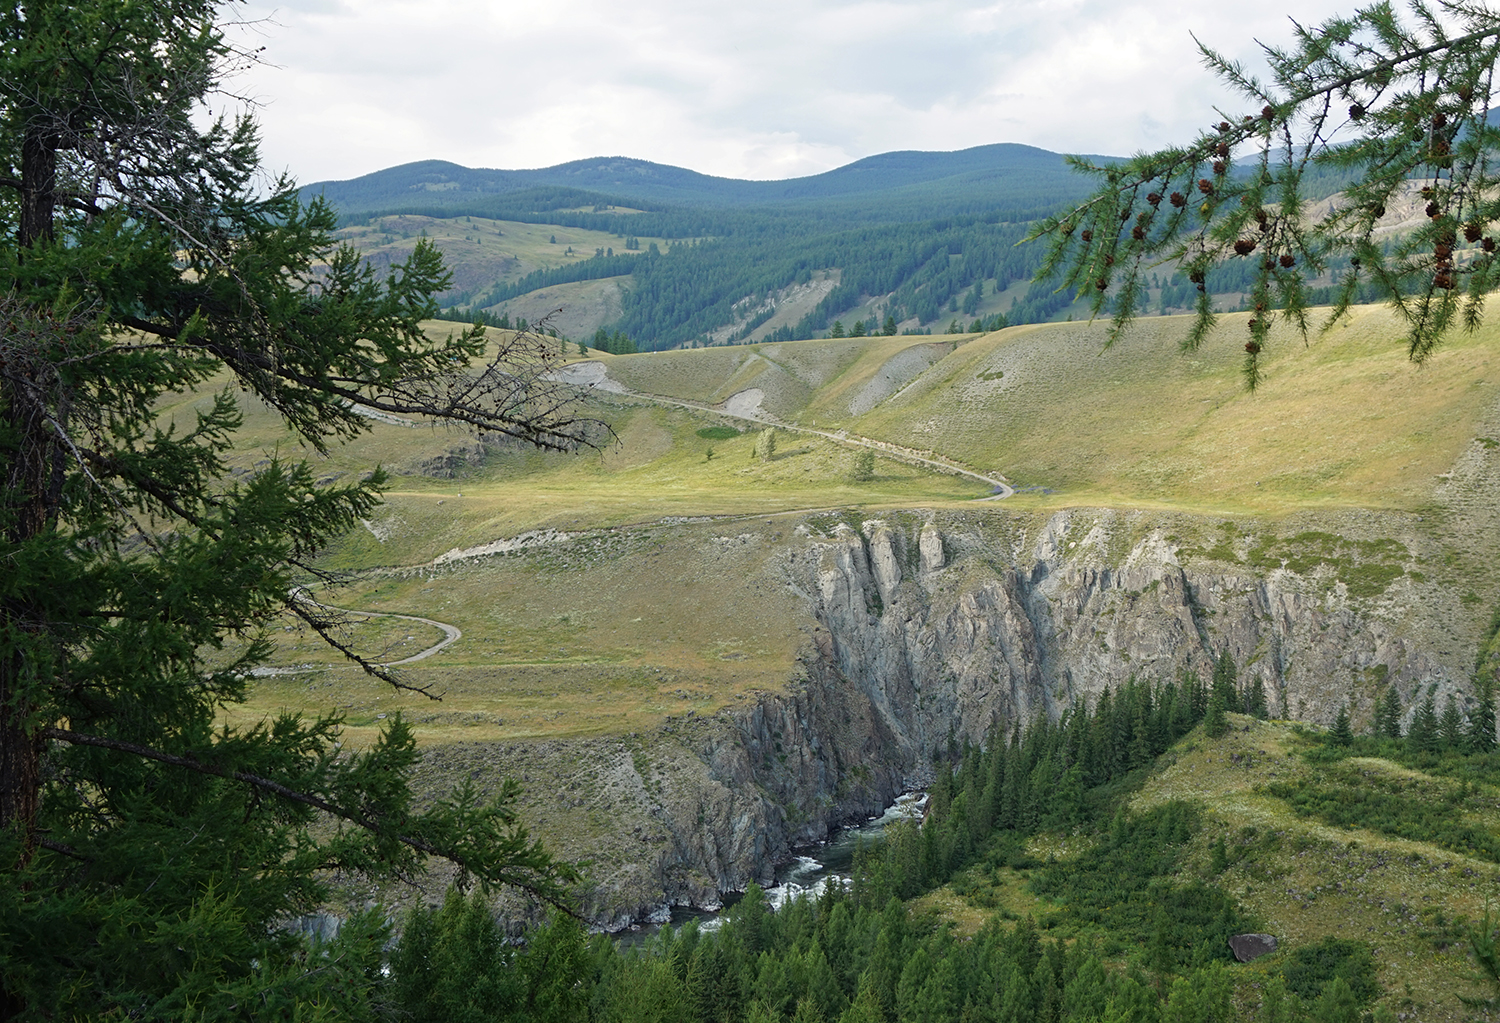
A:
[[796, 510, 1458, 771], [428, 508, 1474, 927]]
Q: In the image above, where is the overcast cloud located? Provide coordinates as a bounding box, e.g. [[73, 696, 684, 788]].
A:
[[230, 0, 1352, 186]]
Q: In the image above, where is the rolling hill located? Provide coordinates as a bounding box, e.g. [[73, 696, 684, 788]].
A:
[[299, 143, 1108, 216], [301, 144, 1131, 350]]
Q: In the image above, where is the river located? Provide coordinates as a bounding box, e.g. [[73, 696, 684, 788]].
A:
[[615, 791, 927, 943]]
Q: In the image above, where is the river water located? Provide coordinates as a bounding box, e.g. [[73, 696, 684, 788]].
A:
[[615, 791, 927, 942]]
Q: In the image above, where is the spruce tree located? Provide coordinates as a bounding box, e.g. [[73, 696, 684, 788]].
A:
[[0, 2, 588, 1013], [1439, 694, 1466, 751], [1377, 685, 1405, 739], [1330, 703, 1354, 747], [1205, 688, 1230, 738], [1408, 694, 1441, 755], [1470, 676, 1498, 752], [1245, 675, 1269, 719]]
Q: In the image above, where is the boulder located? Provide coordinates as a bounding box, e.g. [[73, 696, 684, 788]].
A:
[[1229, 933, 1278, 962]]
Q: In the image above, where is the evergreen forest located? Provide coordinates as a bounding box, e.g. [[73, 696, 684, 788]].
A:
[[305, 153, 1373, 351], [374, 658, 1500, 1022]]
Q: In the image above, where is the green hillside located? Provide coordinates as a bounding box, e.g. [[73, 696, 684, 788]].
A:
[[306, 148, 1377, 353], [211, 309, 1500, 747], [302, 147, 1112, 349]]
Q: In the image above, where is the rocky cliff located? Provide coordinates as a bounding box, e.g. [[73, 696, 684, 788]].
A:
[[415, 506, 1486, 926], [799, 507, 1465, 763]]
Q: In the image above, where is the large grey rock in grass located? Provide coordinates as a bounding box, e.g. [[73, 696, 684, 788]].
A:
[[1230, 933, 1279, 962]]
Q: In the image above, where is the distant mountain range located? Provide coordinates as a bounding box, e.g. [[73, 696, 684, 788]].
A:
[[301, 144, 1318, 351], [299, 143, 1115, 221]]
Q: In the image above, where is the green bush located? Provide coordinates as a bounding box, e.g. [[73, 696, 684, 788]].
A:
[[1281, 936, 1379, 1005]]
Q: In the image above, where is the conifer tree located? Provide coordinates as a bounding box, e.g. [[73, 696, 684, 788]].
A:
[[0, 1, 589, 1013], [1469, 676, 1498, 752], [1205, 688, 1231, 738], [1439, 694, 1466, 750], [1377, 685, 1405, 739], [1408, 694, 1441, 754], [1245, 675, 1269, 719], [1330, 703, 1354, 746], [1032, 1, 1500, 386], [1212, 650, 1240, 711]]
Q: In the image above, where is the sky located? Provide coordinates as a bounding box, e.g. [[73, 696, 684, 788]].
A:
[[229, 0, 1353, 187]]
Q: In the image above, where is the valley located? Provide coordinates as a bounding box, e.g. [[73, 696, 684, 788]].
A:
[[204, 299, 1500, 1017], [23, 2, 1500, 1016]]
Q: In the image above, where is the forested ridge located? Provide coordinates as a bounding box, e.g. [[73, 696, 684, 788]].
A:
[[307, 148, 1105, 348], [314, 150, 1384, 351], [379, 659, 1477, 1022]]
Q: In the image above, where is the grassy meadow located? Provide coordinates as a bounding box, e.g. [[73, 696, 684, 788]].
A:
[[597, 304, 1500, 517], [222, 517, 818, 747], [204, 307, 1500, 750]]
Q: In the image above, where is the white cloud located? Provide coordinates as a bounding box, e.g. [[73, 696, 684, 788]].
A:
[[231, 0, 1354, 184]]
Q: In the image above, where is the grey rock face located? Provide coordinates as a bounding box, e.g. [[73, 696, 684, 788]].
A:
[[918, 520, 945, 575], [797, 510, 1459, 768], [478, 509, 1473, 927], [1230, 933, 1278, 962]]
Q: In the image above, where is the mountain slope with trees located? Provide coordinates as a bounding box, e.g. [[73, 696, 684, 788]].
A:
[[300, 146, 1114, 349]]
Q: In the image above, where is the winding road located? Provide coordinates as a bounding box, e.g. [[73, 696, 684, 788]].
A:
[[287, 590, 463, 667], [557, 361, 1014, 499]]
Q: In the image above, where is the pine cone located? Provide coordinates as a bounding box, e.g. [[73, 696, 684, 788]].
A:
[[1198, 179, 1214, 195], [1262, 105, 1275, 121], [1279, 254, 1295, 268], [1233, 239, 1257, 255], [1349, 103, 1365, 120], [1465, 224, 1483, 243], [1147, 192, 1163, 207], [1081, 229, 1093, 242], [1213, 161, 1227, 175], [1170, 192, 1187, 208], [1427, 202, 1442, 219], [1245, 340, 1262, 354], [1485, 238, 1497, 253]]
